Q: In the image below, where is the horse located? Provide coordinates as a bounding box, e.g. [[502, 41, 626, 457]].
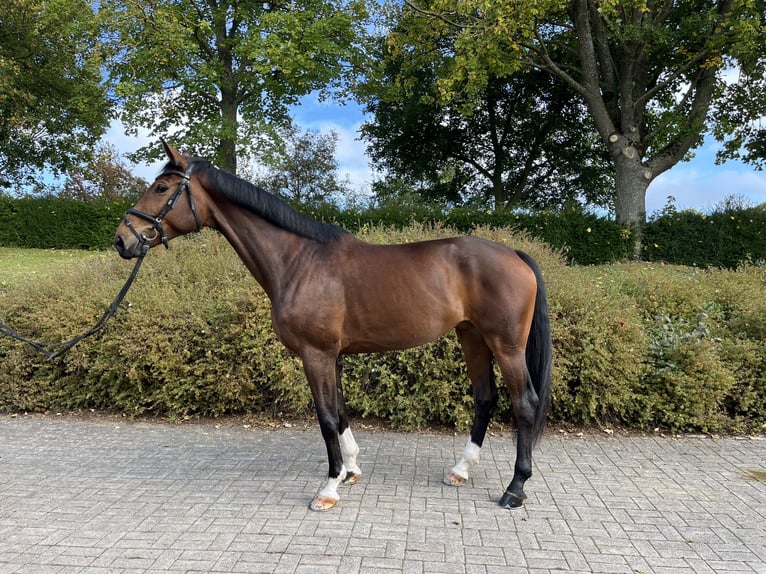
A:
[[114, 140, 553, 512]]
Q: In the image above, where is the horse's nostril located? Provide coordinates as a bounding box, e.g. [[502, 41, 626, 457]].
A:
[[114, 235, 134, 259]]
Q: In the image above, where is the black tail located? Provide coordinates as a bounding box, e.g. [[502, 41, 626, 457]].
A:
[[516, 250, 553, 445]]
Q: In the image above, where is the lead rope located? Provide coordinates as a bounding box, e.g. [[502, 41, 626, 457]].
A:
[[0, 241, 150, 360]]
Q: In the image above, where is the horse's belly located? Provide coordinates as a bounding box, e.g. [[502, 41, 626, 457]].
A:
[[340, 333, 442, 354], [340, 304, 461, 354]]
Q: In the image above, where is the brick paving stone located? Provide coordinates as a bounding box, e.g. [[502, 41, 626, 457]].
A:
[[0, 415, 764, 573]]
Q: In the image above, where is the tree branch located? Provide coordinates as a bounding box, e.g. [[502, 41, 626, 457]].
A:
[[526, 26, 588, 99], [449, 148, 493, 181], [570, 0, 616, 141], [634, 49, 712, 110], [637, 0, 736, 110], [402, 0, 476, 30], [648, 66, 718, 176]]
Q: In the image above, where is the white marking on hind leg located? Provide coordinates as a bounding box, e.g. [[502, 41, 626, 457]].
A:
[[339, 428, 361, 482], [444, 439, 481, 487]]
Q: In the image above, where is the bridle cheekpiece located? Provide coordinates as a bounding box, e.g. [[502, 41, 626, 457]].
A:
[[123, 164, 201, 249]]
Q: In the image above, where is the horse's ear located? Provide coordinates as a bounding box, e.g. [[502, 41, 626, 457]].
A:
[[160, 138, 187, 170]]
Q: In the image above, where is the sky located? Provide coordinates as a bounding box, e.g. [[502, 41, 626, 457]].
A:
[[106, 94, 766, 217]]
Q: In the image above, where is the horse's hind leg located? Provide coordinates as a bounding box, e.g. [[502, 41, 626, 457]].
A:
[[445, 323, 498, 487], [495, 348, 539, 509], [336, 357, 361, 484]]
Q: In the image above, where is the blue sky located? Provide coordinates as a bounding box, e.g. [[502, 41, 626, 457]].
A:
[[109, 95, 766, 216]]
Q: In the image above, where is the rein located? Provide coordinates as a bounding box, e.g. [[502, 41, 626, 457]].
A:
[[0, 166, 198, 360], [0, 243, 149, 360]]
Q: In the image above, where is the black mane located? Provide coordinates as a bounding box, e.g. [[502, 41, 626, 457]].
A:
[[161, 159, 347, 243]]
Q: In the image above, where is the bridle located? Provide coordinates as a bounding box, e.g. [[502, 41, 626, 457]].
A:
[[123, 165, 201, 249]]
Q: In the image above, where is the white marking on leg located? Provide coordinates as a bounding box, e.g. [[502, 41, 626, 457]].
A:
[[450, 438, 481, 480], [310, 464, 346, 511], [339, 428, 361, 477], [318, 464, 346, 499]]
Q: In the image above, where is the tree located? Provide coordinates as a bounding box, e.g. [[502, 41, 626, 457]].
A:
[[713, 50, 766, 167], [0, 0, 112, 191], [391, 0, 765, 242], [358, 25, 613, 211], [103, 0, 367, 175], [253, 123, 352, 206], [60, 143, 149, 202]]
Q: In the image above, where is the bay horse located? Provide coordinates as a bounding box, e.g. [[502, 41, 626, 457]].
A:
[[114, 141, 553, 512]]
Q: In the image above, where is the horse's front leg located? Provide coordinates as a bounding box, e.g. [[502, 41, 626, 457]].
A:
[[302, 348, 346, 511]]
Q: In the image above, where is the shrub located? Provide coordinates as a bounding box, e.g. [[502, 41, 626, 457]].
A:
[[508, 206, 635, 265], [342, 338, 473, 430], [642, 309, 736, 432], [615, 263, 766, 432], [1, 226, 765, 433], [0, 234, 313, 417], [546, 266, 651, 425], [644, 204, 766, 268], [0, 195, 131, 249]]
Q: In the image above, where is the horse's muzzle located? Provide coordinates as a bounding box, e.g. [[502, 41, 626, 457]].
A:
[[114, 233, 139, 260]]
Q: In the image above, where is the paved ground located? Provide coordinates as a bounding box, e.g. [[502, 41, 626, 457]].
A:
[[0, 415, 764, 574]]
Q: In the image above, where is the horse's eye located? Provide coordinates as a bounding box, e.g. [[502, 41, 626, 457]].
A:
[[156, 184, 169, 194]]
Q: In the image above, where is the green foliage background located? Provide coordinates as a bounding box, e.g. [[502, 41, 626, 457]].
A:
[[643, 205, 766, 268], [0, 196, 131, 250], [2, 227, 765, 433], [3, 195, 766, 267]]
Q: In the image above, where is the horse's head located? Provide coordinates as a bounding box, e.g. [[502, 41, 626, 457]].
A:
[[114, 140, 206, 259]]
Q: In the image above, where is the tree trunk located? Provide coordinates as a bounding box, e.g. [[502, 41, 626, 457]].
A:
[[614, 153, 651, 257], [492, 170, 506, 211], [219, 134, 237, 175], [219, 93, 238, 175]]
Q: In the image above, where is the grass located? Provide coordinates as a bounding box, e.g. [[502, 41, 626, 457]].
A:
[[0, 247, 108, 288]]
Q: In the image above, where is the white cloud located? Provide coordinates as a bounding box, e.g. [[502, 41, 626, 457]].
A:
[[289, 98, 377, 195], [103, 119, 165, 182], [307, 120, 376, 195]]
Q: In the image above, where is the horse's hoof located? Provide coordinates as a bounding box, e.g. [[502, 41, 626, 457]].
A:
[[498, 490, 526, 509], [309, 495, 339, 512], [443, 471, 467, 487], [343, 471, 361, 485]]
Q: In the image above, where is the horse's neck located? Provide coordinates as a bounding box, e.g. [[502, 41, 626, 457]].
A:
[[209, 197, 312, 300]]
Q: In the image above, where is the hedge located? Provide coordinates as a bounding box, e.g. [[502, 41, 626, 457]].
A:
[[1, 227, 764, 433], [305, 202, 635, 265], [0, 195, 633, 264], [2, 194, 766, 267], [643, 205, 766, 268], [0, 195, 131, 250]]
